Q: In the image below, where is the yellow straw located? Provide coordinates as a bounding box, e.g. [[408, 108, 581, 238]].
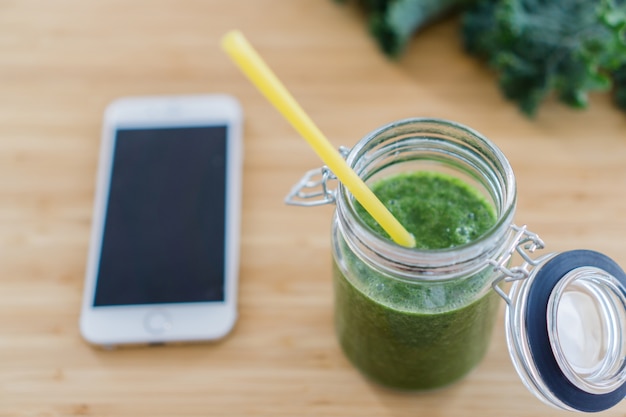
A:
[[221, 30, 416, 248]]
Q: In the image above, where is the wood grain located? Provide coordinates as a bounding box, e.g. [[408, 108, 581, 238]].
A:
[[1, 1, 625, 416]]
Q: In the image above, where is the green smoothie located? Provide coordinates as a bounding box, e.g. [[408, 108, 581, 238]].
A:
[[333, 171, 501, 390]]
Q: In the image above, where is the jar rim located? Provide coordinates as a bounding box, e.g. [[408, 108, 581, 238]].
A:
[[336, 117, 517, 279]]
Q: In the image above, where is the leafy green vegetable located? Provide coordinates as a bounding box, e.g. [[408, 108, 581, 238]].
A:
[[614, 64, 626, 110], [338, 0, 473, 57], [462, 0, 626, 116], [336, 0, 626, 115]]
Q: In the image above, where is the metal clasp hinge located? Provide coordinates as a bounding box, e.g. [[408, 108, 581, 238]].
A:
[[284, 146, 350, 207], [489, 225, 551, 305]]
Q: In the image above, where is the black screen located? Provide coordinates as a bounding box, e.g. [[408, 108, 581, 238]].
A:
[[93, 126, 228, 306]]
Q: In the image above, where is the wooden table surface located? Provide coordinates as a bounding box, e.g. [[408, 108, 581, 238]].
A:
[[2, 1, 626, 416]]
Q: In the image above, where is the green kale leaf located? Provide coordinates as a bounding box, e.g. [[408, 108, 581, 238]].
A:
[[339, 0, 473, 57], [614, 64, 626, 110], [462, 0, 626, 116]]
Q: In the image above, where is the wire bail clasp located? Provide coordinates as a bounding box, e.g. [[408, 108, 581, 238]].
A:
[[489, 224, 550, 305], [284, 146, 350, 207]]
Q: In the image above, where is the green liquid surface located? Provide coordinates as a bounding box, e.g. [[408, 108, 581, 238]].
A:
[[359, 171, 496, 249], [334, 171, 500, 390]]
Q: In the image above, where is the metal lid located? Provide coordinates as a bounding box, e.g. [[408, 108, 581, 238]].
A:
[[506, 249, 626, 412]]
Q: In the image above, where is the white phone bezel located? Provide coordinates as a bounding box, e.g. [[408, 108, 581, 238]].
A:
[[80, 94, 243, 347]]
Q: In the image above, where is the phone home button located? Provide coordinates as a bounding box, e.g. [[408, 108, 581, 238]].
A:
[[144, 310, 172, 334]]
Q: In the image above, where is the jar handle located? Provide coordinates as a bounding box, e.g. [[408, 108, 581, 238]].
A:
[[284, 146, 350, 207], [284, 166, 338, 206], [489, 225, 552, 305]]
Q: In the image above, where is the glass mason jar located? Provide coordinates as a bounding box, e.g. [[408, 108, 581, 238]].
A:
[[331, 118, 514, 391], [287, 117, 626, 412]]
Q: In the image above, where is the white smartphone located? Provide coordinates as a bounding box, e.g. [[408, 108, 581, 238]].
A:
[[80, 94, 243, 347]]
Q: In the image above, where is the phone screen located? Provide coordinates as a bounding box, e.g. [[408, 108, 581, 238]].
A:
[[93, 125, 228, 307]]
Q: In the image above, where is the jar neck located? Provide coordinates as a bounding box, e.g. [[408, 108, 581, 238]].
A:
[[335, 118, 517, 281]]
